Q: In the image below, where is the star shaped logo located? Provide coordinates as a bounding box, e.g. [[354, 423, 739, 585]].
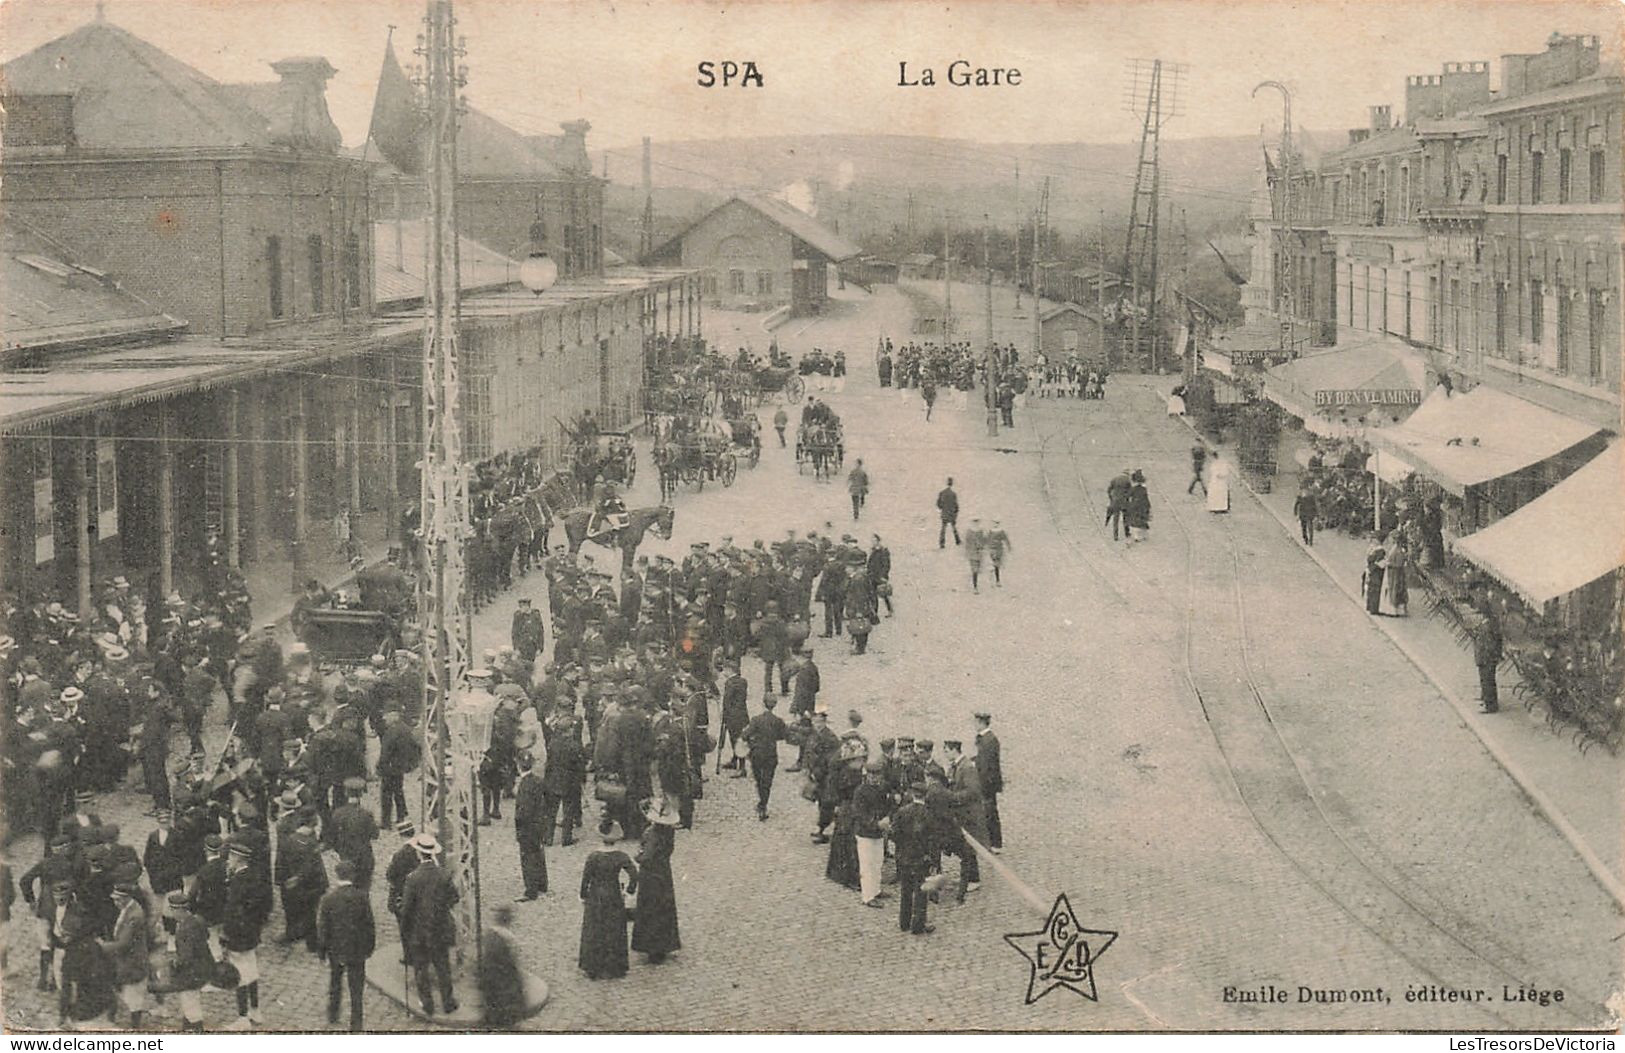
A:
[[1004, 893, 1118, 1005]]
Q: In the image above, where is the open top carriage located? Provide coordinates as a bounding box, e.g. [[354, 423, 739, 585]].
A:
[[653, 416, 737, 496], [570, 430, 637, 489]]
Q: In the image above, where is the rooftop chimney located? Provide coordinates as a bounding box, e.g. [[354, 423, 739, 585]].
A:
[[266, 57, 341, 153], [559, 120, 592, 173]]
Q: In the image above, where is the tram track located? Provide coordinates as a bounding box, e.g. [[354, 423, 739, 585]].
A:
[[1035, 385, 1601, 1027]]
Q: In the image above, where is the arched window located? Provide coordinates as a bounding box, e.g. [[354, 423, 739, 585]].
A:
[[1398, 165, 1410, 222]]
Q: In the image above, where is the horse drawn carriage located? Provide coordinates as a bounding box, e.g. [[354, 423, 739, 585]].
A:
[[570, 430, 636, 490], [653, 417, 737, 497], [724, 416, 763, 469], [796, 417, 844, 479]]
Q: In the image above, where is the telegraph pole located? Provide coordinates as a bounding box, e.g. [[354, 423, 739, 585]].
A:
[[984, 217, 998, 436], [1013, 161, 1022, 312], [639, 136, 654, 261], [417, 0, 481, 972], [942, 221, 953, 339], [1254, 80, 1294, 352]]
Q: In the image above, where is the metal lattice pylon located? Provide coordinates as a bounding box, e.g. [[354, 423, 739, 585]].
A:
[[416, 0, 479, 966], [1121, 58, 1187, 367]]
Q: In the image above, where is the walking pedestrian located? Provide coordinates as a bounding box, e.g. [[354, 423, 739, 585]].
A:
[[1126, 471, 1152, 542], [315, 859, 374, 1033], [936, 478, 961, 548], [743, 695, 789, 820], [773, 406, 788, 447], [848, 459, 870, 521], [1106, 468, 1133, 541], [922, 379, 937, 421], [221, 840, 271, 1030], [1293, 484, 1318, 545], [477, 907, 524, 1029], [965, 519, 987, 592], [984, 521, 1012, 586], [99, 882, 149, 1029], [1187, 445, 1209, 495]]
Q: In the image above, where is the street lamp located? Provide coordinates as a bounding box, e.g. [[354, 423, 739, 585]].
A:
[[519, 251, 559, 295]]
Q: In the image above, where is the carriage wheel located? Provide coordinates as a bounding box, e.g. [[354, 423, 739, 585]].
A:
[[624, 449, 637, 486], [785, 376, 806, 403], [721, 453, 737, 487], [749, 442, 760, 469]]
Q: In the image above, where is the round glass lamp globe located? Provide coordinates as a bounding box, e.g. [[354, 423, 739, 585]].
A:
[[519, 252, 558, 294]]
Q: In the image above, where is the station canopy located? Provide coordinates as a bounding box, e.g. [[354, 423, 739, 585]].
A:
[[1453, 443, 1623, 606], [1371, 385, 1604, 497]]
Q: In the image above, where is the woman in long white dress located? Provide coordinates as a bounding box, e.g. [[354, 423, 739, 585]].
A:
[[1206, 451, 1232, 513]]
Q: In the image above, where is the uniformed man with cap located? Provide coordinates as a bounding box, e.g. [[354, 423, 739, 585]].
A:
[[189, 834, 229, 952], [399, 834, 460, 1017], [383, 819, 419, 958], [741, 694, 789, 820], [891, 782, 935, 935], [851, 758, 893, 908], [162, 889, 214, 1031], [20, 837, 76, 991], [143, 807, 186, 897], [275, 814, 328, 950], [222, 837, 272, 1028], [100, 881, 149, 1027]]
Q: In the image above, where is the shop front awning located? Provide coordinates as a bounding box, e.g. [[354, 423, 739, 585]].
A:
[[1262, 342, 1427, 425], [1370, 385, 1605, 497], [1453, 443, 1624, 606]]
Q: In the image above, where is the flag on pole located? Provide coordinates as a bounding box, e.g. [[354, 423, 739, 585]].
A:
[[1207, 241, 1247, 286], [367, 38, 423, 175]]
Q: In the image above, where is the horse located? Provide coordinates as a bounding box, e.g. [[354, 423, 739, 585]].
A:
[[560, 504, 675, 571]]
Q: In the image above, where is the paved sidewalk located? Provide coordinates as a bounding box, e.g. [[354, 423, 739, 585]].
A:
[[1157, 378, 1625, 906]]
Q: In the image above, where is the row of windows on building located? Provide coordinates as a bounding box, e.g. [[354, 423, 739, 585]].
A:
[[701, 269, 775, 297], [1317, 144, 1611, 228], [1339, 264, 1610, 380], [265, 233, 364, 320]]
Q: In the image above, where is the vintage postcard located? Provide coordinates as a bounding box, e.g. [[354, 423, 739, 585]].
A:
[[0, 0, 1621, 1037]]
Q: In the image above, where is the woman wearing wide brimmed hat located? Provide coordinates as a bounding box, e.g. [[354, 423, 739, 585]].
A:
[[630, 796, 681, 965]]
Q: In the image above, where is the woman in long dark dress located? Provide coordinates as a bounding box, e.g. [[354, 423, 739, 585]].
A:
[[631, 797, 680, 964], [1363, 538, 1387, 615], [824, 750, 864, 890], [578, 825, 638, 980]]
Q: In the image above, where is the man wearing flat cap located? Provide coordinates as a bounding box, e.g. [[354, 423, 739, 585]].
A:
[[222, 838, 272, 1028]]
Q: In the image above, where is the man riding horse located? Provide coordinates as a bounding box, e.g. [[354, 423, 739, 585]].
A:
[[588, 481, 629, 543]]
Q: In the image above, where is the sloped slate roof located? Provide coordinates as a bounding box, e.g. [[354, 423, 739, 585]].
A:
[[1, 224, 184, 357], [1, 20, 271, 150], [652, 196, 861, 263], [373, 222, 519, 306]]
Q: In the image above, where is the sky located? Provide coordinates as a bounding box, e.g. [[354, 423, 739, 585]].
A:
[[2, 0, 1620, 156]]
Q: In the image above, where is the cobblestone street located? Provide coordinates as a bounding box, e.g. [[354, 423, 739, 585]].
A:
[[5, 285, 1618, 1032]]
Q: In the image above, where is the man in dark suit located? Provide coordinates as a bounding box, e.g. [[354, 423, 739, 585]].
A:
[[891, 782, 935, 935], [936, 478, 960, 548], [973, 712, 1003, 851], [1292, 485, 1319, 546], [1467, 581, 1504, 713], [316, 859, 375, 1032], [399, 836, 459, 1017], [742, 695, 789, 820], [1105, 467, 1133, 541], [943, 740, 985, 899], [274, 818, 327, 950], [328, 778, 378, 888], [791, 647, 820, 717], [512, 752, 547, 900], [375, 711, 420, 829], [142, 808, 187, 898]]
